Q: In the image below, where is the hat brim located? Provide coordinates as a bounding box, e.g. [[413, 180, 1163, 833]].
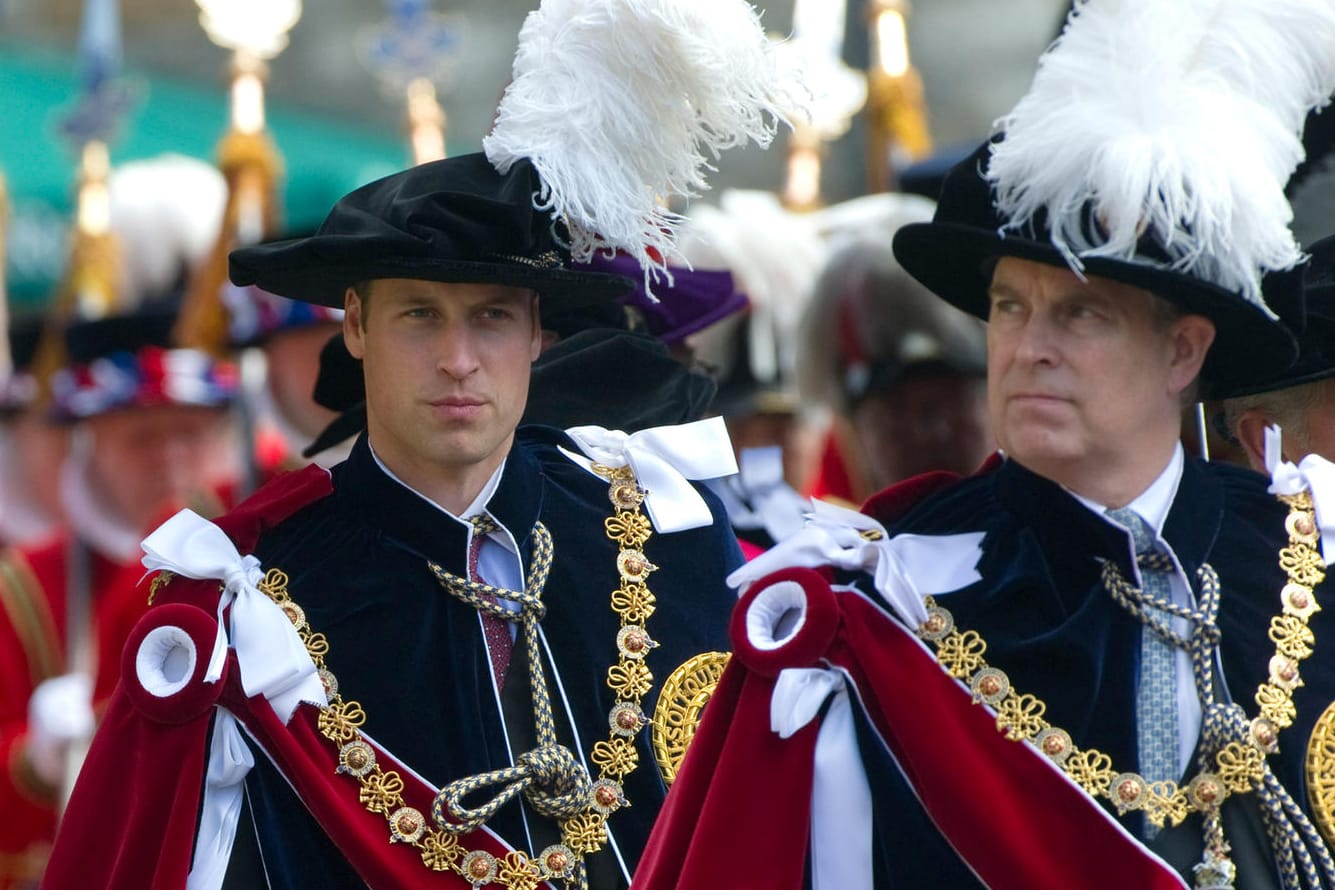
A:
[[892, 221, 1300, 398], [1213, 283, 1335, 398], [230, 247, 635, 312], [653, 288, 750, 345]]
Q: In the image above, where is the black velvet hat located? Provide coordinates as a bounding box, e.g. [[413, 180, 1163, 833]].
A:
[[0, 314, 46, 415], [8, 315, 44, 373], [300, 333, 366, 458], [521, 329, 717, 432], [1215, 234, 1335, 399], [63, 305, 177, 365], [892, 140, 1301, 397], [229, 154, 635, 311]]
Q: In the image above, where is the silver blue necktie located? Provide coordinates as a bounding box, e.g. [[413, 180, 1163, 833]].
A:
[[1108, 507, 1180, 836]]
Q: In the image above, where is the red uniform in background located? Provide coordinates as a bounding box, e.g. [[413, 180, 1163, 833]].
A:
[[0, 542, 149, 889]]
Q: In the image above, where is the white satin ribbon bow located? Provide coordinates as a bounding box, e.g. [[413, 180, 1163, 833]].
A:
[[771, 667, 873, 890], [727, 499, 985, 627], [141, 509, 327, 721], [731, 446, 809, 543], [562, 417, 739, 533], [1265, 424, 1335, 565], [140, 510, 326, 890]]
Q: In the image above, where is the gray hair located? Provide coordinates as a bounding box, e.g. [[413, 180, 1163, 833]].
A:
[[1222, 377, 1335, 447]]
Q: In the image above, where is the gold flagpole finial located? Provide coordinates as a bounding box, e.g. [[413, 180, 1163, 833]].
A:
[[864, 0, 932, 192], [176, 0, 300, 358], [779, 0, 866, 210], [406, 78, 447, 166]]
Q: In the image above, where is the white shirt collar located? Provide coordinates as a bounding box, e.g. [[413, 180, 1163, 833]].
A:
[[369, 444, 507, 526], [1069, 442, 1184, 536]]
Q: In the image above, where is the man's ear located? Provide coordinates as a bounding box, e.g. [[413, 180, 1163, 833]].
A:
[[1166, 315, 1216, 396], [1233, 408, 1272, 473], [344, 288, 365, 359]]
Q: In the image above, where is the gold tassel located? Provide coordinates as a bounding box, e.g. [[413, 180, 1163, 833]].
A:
[[32, 142, 123, 405], [174, 127, 283, 358], [865, 0, 932, 192], [30, 231, 123, 406], [866, 66, 932, 166]]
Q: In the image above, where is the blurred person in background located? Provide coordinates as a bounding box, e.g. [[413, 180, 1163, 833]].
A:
[[222, 280, 345, 476], [679, 191, 829, 495], [0, 316, 69, 549], [525, 250, 744, 433], [799, 194, 992, 504], [0, 155, 238, 888], [1216, 116, 1335, 471], [1221, 234, 1335, 469]]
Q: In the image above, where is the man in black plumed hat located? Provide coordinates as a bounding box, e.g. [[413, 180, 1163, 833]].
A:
[[42, 0, 794, 887], [633, 1, 1335, 887], [1223, 237, 1335, 471]]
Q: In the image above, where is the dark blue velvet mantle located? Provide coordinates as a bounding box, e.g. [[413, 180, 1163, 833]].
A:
[[852, 456, 1335, 889], [231, 428, 741, 888]]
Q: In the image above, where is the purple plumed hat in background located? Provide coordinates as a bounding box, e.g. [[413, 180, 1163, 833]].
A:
[[579, 252, 747, 346]]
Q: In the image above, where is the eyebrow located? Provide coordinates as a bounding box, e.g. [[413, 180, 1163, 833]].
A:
[[986, 282, 1021, 300], [986, 280, 1117, 305]]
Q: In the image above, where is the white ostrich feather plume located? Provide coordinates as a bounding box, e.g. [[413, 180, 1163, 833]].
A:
[[109, 154, 226, 306], [483, 0, 798, 289], [678, 190, 825, 388], [989, 0, 1335, 312]]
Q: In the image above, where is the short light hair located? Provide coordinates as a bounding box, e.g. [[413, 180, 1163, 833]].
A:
[[1146, 292, 1206, 407], [1222, 377, 1335, 447], [1147, 291, 1183, 332]]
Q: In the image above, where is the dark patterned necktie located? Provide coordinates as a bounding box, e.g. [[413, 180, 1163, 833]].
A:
[[469, 514, 514, 688]]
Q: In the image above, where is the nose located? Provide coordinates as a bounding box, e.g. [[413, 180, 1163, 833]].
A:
[[1011, 310, 1059, 367], [435, 322, 482, 380]]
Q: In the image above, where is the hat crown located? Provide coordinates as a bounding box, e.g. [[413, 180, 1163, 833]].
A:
[[317, 155, 563, 266]]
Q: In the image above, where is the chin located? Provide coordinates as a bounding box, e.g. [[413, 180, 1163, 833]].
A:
[[1002, 433, 1084, 472], [432, 433, 503, 467]]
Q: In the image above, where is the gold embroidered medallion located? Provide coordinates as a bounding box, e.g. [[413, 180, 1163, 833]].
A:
[[651, 650, 731, 785], [1306, 700, 1335, 848]]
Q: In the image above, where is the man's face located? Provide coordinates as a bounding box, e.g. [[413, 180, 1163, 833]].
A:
[[10, 413, 70, 521], [851, 371, 992, 489], [985, 257, 1210, 488], [344, 279, 541, 487], [86, 405, 234, 533]]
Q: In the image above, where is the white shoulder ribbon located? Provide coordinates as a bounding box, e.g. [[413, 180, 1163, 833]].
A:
[[727, 499, 985, 627], [187, 708, 255, 890], [141, 509, 327, 722], [771, 667, 873, 890], [734, 446, 809, 543], [561, 417, 739, 533], [1266, 424, 1335, 565]]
